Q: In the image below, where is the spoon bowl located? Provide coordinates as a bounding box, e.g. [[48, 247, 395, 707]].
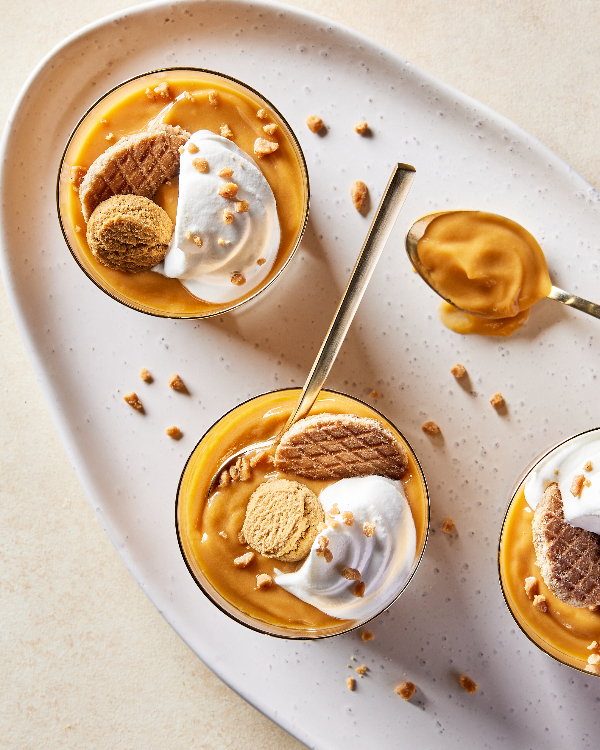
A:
[[405, 210, 600, 320]]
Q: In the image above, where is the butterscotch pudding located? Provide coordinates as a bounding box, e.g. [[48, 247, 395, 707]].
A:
[[176, 389, 429, 638], [57, 69, 308, 318], [499, 429, 600, 674]]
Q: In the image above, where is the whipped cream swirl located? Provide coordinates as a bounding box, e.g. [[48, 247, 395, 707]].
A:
[[275, 476, 417, 620]]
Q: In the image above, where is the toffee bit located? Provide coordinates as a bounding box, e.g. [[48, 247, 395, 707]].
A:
[[192, 157, 209, 173], [421, 420, 440, 435], [342, 511, 354, 526], [256, 108, 268, 119], [306, 114, 324, 133], [459, 674, 478, 694], [69, 165, 87, 187], [342, 567, 361, 581], [329, 503, 340, 515], [570, 474, 586, 497], [263, 123, 278, 135], [219, 166, 234, 178], [220, 123, 234, 139], [123, 392, 143, 410], [350, 180, 367, 211], [533, 594, 548, 612], [153, 81, 171, 100], [257, 258, 266, 266], [235, 200, 249, 213], [219, 182, 239, 198], [395, 681, 416, 700], [218, 470, 231, 488], [192, 235, 203, 248], [346, 676, 356, 691], [168, 373, 185, 391], [223, 209, 234, 225], [218, 530, 228, 539], [584, 461, 593, 472], [441, 517, 455, 534], [353, 582, 365, 598], [450, 362, 466, 378], [140, 367, 152, 382], [208, 90, 219, 106], [363, 522, 376, 538], [165, 425, 182, 439], [233, 551, 254, 568], [187, 142, 199, 153], [490, 392, 505, 409], [256, 573, 274, 589], [355, 664, 368, 675], [231, 272, 246, 286], [355, 121, 369, 135], [361, 631, 374, 642], [238, 529, 246, 545], [524, 576, 539, 599], [254, 137, 279, 157]]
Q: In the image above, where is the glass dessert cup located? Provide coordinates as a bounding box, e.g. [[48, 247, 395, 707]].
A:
[[176, 388, 430, 639], [57, 68, 309, 319], [498, 428, 600, 676]]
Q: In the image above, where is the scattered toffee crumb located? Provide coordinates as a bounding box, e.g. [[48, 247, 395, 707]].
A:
[[533, 594, 548, 612], [330, 503, 340, 515], [233, 551, 254, 568], [263, 123, 278, 135], [459, 675, 478, 694], [168, 373, 185, 391], [350, 180, 368, 211], [342, 511, 354, 526], [218, 471, 231, 488], [369, 390, 379, 398], [208, 91, 219, 106], [192, 157, 209, 173], [589, 654, 600, 665], [395, 681, 416, 700], [235, 200, 249, 213], [218, 531, 228, 539], [355, 121, 368, 135], [306, 115, 324, 133], [220, 124, 234, 139], [441, 517, 455, 534], [587, 641, 599, 650], [219, 166, 234, 178], [256, 108, 268, 119], [363, 522, 376, 538], [165, 425, 181, 439], [187, 142, 199, 153], [585, 461, 593, 472], [257, 258, 266, 266], [342, 567, 361, 581], [355, 664, 368, 675], [450, 362, 466, 378], [254, 137, 279, 157], [361, 631, 374, 642], [490, 392, 505, 409], [219, 182, 239, 198], [231, 272, 246, 286], [524, 577, 539, 599], [123, 392, 143, 410], [422, 420, 440, 435], [256, 573, 274, 589], [353, 582, 365, 598], [140, 367, 152, 382], [570, 474, 586, 497], [346, 677, 356, 691], [223, 209, 234, 225], [69, 165, 87, 187]]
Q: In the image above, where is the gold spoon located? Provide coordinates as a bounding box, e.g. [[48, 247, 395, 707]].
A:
[[209, 163, 416, 494], [405, 211, 600, 319]]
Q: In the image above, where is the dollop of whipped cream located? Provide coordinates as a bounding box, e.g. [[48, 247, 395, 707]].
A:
[[155, 130, 280, 303], [275, 476, 417, 620], [524, 430, 600, 534]]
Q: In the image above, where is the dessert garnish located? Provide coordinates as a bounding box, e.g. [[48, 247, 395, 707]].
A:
[[421, 420, 440, 435], [350, 180, 368, 211], [306, 115, 324, 133], [79, 123, 190, 221], [354, 122, 369, 135], [86, 195, 173, 272], [273, 413, 408, 480]]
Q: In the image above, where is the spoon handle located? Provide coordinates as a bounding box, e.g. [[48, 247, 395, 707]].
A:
[[547, 285, 600, 319], [281, 163, 416, 434]]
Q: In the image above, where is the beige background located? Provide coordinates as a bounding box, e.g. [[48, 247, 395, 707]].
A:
[[1, 1, 598, 747]]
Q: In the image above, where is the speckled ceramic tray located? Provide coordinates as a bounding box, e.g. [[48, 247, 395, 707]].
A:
[[1, 1, 600, 748]]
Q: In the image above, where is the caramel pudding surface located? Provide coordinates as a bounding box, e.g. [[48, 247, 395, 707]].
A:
[[418, 211, 552, 337], [59, 70, 307, 317], [500, 486, 600, 669], [177, 390, 428, 634]]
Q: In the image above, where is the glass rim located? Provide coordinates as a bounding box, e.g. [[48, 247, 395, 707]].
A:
[[175, 386, 430, 640], [56, 67, 310, 320], [497, 426, 600, 677]]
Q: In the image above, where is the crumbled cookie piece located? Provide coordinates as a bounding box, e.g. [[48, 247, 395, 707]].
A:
[[440, 517, 455, 534], [123, 392, 143, 410], [306, 115, 324, 133], [585, 461, 593, 472], [187, 142, 199, 154], [524, 577, 539, 599], [219, 166, 234, 178], [343, 567, 361, 581], [459, 675, 478, 694], [316, 548, 334, 563], [355, 121, 368, 135], [351, 180, 368, 211], [263, 123, 278, 135], [256, 573, 274, 589], [220, 124, 234, 139], [330, 503, 340, 515], [168, 373, 185, 391], [228, 456, 252, 482], [342, 511, 354, 526], [219, 182, 239, 198], [363, 522, 376, 538], [317, 536, 329, 550], [233, 551, 254, 568], [154, 81, 171, 100], [192, 235, 203, 248], [353, 582, 365, 598], [249, 449, 271, 468], [192, 157, 209, 173], [346, 676, 356, 691], [587, 641, 599, 650], [533, 594, 548, 612], [208, 90, 219, 106], [395, 681, 416, 700], [355, 664, 368, 675], [223, 209, 234, 225], [326, 515, 339, 529], [69, 165, 87, 188], [231, 272, 246, 286], [140, 367, 152, 382], [361, 631, 374, 642], [490, 392, 505, 409], [256, 108, 268, 119], [254, 137, 279, 157], [422, 420, 440, 435], [165, 425, 181, 439], [235, 200, 249, 213], [450, 362, 466, 378], [570, 474, 586, 497]]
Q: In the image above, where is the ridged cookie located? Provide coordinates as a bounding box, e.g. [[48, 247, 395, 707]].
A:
[[79, 123, 190, 221], [274, 413, 408, 480], [532, 482, 600, 608]]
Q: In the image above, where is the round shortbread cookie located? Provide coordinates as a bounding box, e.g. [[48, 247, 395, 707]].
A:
[[242, 479, 324, 562]]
